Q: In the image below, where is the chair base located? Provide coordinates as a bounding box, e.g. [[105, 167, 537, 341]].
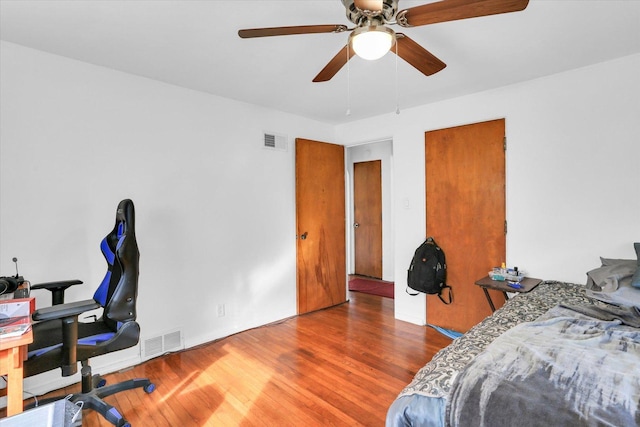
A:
[[26, 367, 155, 427], [69, 377, 155, 427]]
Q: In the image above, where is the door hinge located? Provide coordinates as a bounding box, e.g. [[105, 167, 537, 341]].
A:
[[503, 136, 507, 151], [504, 220, 508, 235]]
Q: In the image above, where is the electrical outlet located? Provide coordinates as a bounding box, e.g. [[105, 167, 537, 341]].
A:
[[217, 303, 225, 317]]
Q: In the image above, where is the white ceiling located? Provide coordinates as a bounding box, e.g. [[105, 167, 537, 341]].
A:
[[1, 0, 639, 124]]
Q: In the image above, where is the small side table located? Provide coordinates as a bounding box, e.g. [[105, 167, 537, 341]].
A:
[[0, 329, 33, 416], [475, 276, 542, 312]]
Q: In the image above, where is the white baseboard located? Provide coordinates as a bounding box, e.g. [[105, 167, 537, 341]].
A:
[[394, 311, 426, 326]]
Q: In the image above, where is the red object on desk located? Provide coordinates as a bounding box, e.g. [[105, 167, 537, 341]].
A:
[[0, 297, 35, 318]]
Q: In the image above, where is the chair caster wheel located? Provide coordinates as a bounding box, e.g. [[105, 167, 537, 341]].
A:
[[93, 374, 107, 388], [144, 383, 156, 393]]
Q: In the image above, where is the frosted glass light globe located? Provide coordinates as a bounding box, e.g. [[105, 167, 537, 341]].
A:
[[350, 26, 396, 61]]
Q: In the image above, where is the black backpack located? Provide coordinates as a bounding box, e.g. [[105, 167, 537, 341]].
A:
[[407, 237, 452, 304]]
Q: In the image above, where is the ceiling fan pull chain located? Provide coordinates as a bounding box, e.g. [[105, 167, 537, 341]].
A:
[[346, 43, 352, 116], [395, 42, 400, 115]]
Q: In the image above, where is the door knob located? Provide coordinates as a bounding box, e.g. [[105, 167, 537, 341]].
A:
[[300, 232, 308, 240], [353, 222, 359, 228]]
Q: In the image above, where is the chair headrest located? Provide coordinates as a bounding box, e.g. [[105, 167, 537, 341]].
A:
[[116, 199, 135, 234]]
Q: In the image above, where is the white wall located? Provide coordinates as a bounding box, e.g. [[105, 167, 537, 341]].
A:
[[336, 54, 640, 326], [0, 41, 336, 394]]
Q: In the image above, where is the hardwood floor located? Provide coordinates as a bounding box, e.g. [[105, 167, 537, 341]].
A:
[[19, 292, 452, 426]]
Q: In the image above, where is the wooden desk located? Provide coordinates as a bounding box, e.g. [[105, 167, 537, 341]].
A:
[[475, 276, 542, 312], [0, 329, 33, 416]]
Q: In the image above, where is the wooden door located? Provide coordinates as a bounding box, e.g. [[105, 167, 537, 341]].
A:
[[353, 160, 383, 278], [425, 119, 506, 332], [296, 138, 347, 314]]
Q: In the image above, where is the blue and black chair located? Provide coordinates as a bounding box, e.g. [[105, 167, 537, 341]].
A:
[[25, 199, 155, 427]]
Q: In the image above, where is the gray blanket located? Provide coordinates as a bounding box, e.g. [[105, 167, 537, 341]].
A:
[[446, 304, 640, 427], [386, 282, 596, 427]]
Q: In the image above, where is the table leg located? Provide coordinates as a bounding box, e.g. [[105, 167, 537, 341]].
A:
[[2, 346, 25, 416], [482, 287, 496, 312]]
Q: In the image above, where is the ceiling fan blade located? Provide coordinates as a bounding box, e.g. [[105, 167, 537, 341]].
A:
[[355, 0, 383, 12], [238, 24, 348, 38], [393, 34, 446, 76], [313, 45, 356, 82], [398, 0, 529, 27]]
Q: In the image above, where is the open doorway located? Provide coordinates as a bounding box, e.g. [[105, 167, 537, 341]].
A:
[[346, 140, 394, 298]]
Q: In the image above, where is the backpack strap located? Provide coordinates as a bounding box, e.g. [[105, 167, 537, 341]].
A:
[[407, 284, 453, 304], [438, 285, 453, 304]]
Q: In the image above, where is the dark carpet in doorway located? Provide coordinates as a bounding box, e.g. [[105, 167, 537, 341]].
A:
[[348, 277, 394, 299]]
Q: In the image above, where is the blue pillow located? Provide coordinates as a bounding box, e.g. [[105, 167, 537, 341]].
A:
[[632, 242, 640, 289]]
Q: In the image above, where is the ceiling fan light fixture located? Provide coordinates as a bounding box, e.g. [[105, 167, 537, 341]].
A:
[[349, 26, 396, 61]]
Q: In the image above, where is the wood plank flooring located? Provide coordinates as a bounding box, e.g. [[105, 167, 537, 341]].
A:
[[16, 292, 452, 426]]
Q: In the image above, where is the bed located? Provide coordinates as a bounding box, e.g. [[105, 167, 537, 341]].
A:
[[386, 259, 640, 427]]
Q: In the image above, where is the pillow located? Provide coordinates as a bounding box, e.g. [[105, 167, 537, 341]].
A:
[[599, 257, 636, 267], [586, 253, 640, 308], [632, 242, 640, 289], [586, 259, 635, 292], [587, 281, 640, 308]]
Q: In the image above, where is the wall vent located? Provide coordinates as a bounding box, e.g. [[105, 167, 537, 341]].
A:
[[263, 132, 288, 151], [141, 328, 184, 360]]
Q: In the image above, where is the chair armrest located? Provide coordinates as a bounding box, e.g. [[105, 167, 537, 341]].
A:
[[33, 299, 100, 322], [32, 298, 100, 377], [31, 279, 83, 290], [31, 280, 83, 305]]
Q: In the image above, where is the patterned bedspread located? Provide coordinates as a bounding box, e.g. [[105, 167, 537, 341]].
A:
[[386, 281, 595, 427], [446, 304, 640, 426]]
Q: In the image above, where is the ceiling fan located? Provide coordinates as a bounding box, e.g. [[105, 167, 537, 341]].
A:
[[239, 0, 529, 82]]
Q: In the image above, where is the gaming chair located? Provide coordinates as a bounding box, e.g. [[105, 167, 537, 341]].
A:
[[25, 199, 154, 427]]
